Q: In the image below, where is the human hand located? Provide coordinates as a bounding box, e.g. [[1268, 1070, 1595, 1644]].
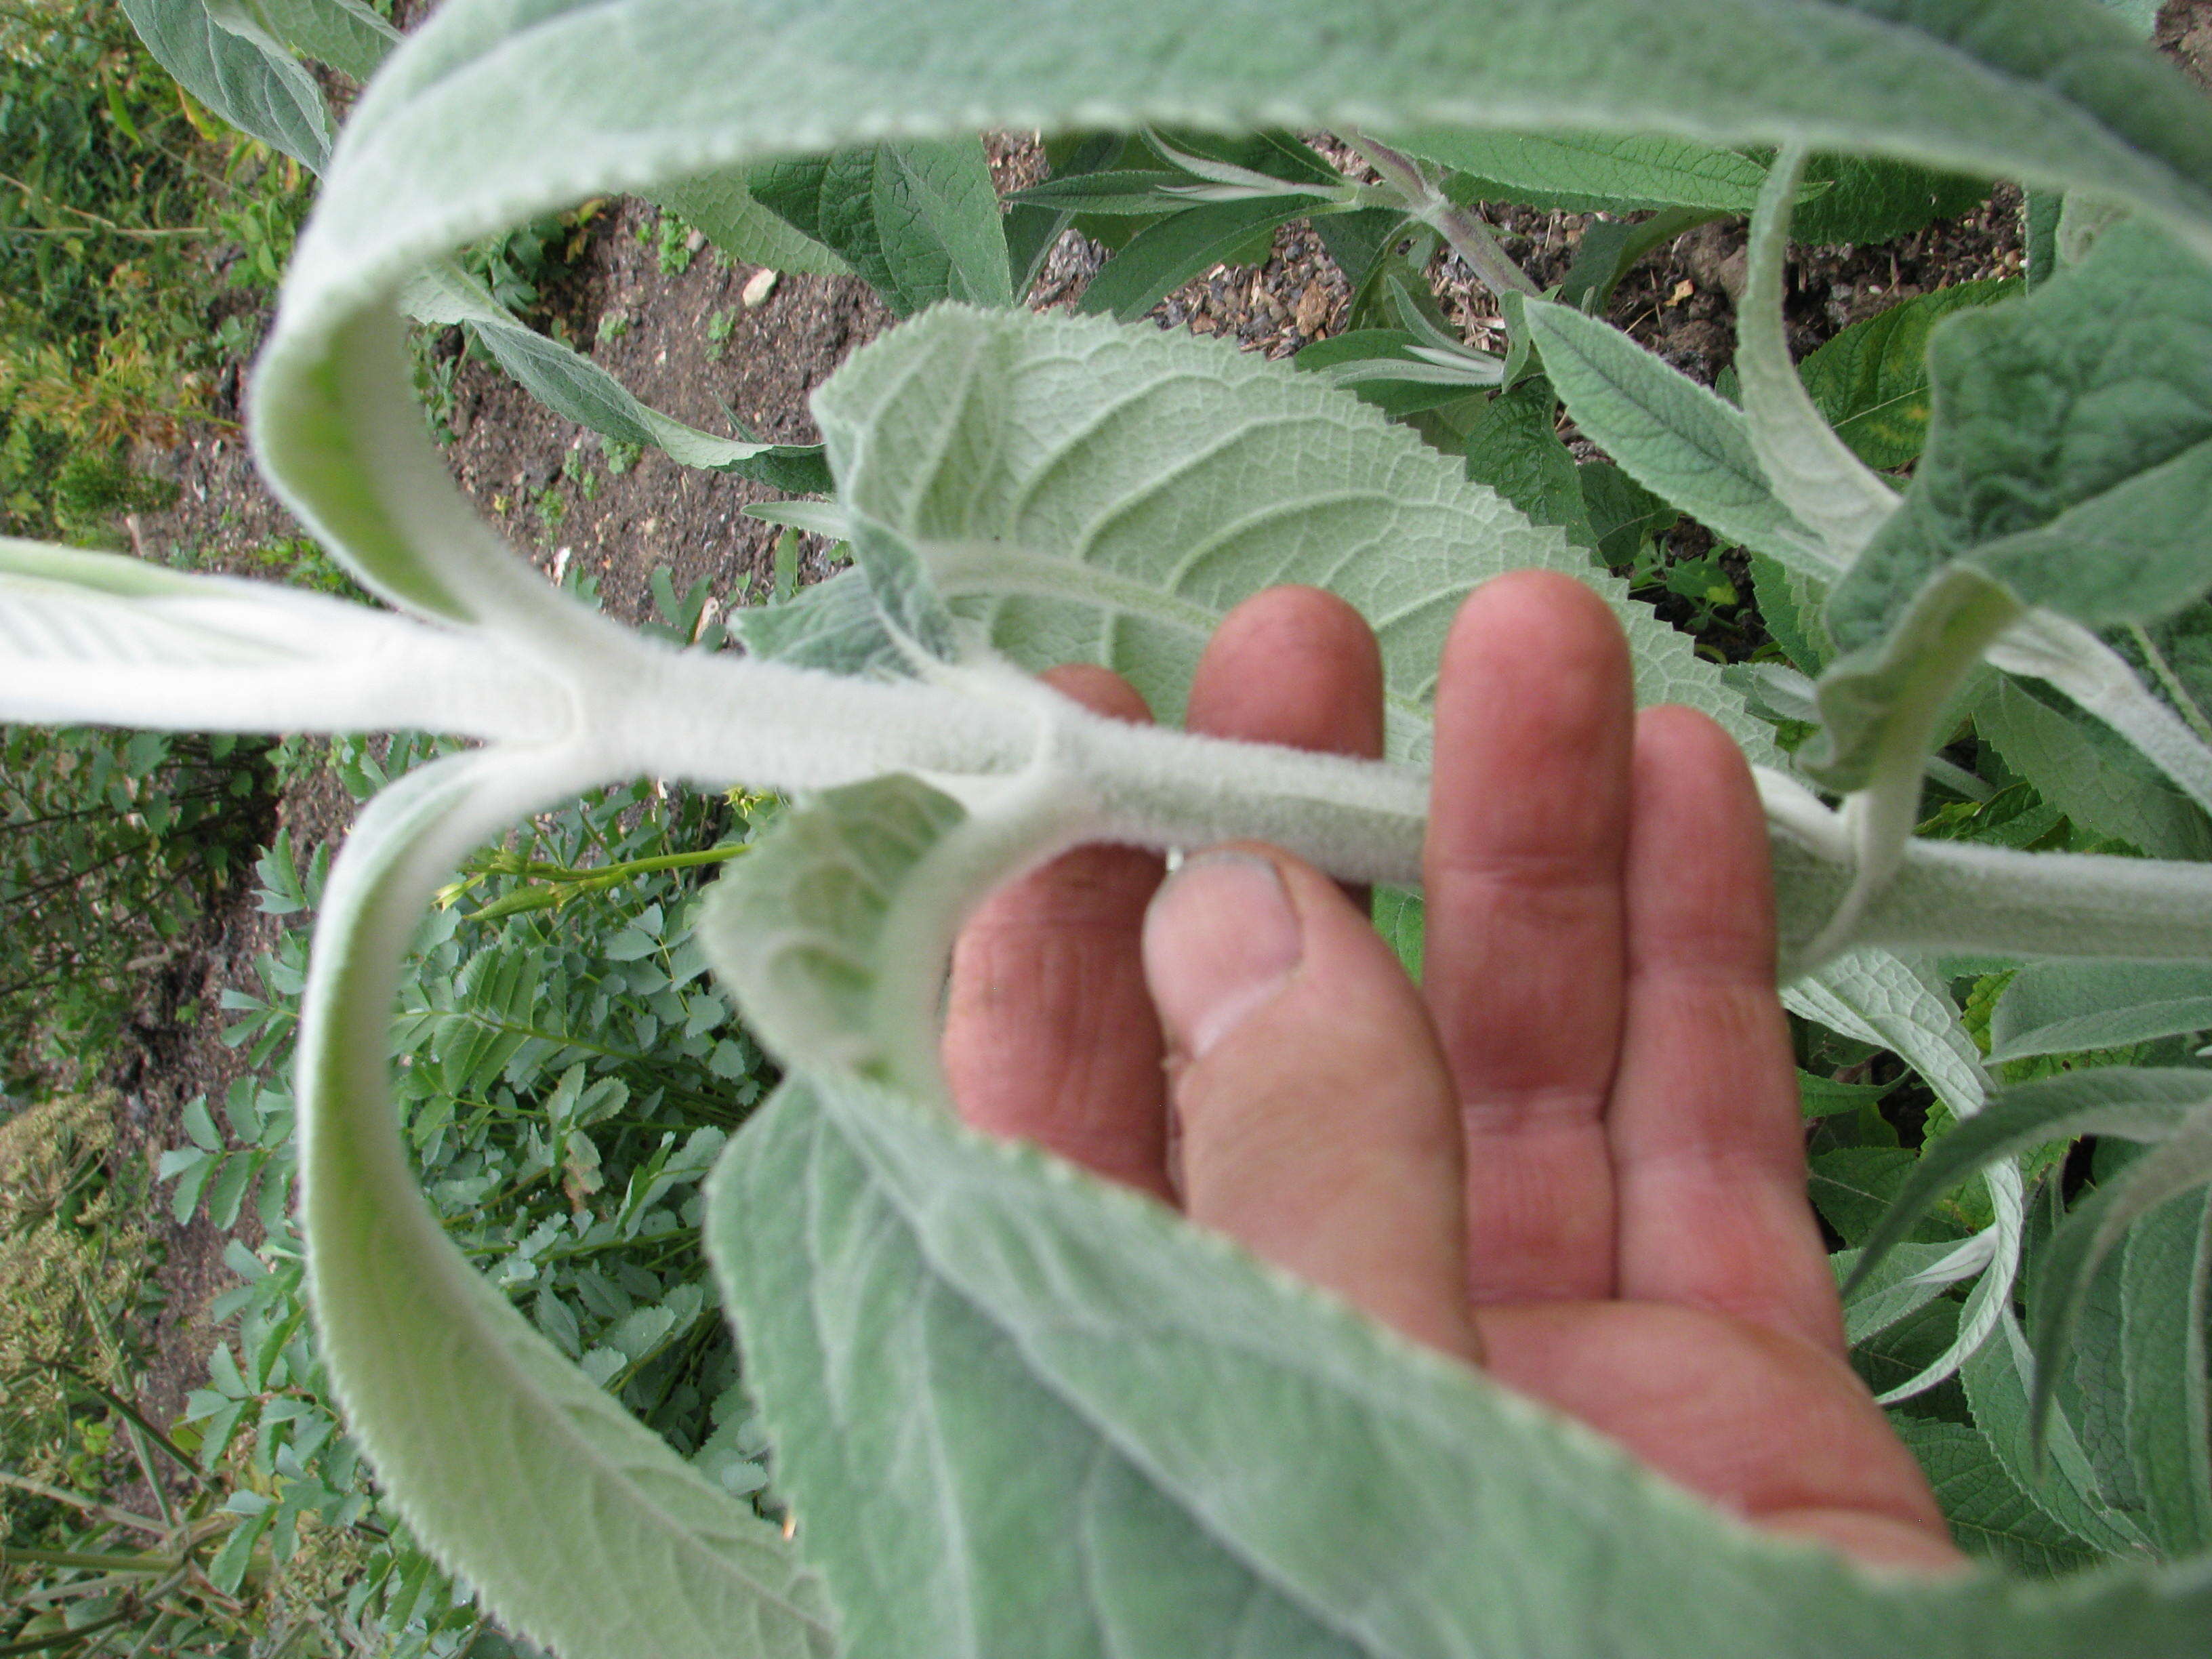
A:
[[941, 571, 1963, 1574]]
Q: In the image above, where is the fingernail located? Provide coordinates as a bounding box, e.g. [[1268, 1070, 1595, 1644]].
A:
[[1143, 851, 1303, 1061]]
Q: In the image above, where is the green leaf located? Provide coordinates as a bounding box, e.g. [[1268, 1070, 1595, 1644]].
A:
[[1797, 281, 2021, 471], [750, 139, 1011, 315], [297, 750, 834, 1659], [2119, 1187, 2212, 1557], [1295, 330, 1497, 417], [1973, 675, 2212, 862], [121, 0, 331, 170], [1387, 129, 1771, 213], [1790, 155, 1992, 248], [1075, 196, 1302, 321], [1519, 300, 1832, 579], [1799, 1069, 1896, 1122], [2027, 1103, 2212, 1459], [1847, 1069, 2212, 1295], [648, 169, 855, 276], [695, 775, 972, 1086], [1891, 1416, 2106, 1576], [1459, 382, 1591, 543], [1965, 1308, 2154, 1557], [1578, 461, 1679, 569], [248, 0, 401, 82], [1811, 1147, 1921, 1246], [1370, 884, 1424, 981], [809, 306, 1767, 764], [1837, 1237, 1986, 1345], [1828, 220, 2212, 653], [1990, 960, 2212, 1064], [404, 262, 811, 477], [184, 1094, 224, 1153]]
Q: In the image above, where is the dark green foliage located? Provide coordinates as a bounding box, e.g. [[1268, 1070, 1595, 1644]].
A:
[[160, 734, 783, 1654], [1, 725, 272, 1091]]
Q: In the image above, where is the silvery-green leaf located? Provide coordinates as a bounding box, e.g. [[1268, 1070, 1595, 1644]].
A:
[[404, 262, 808, 478], [1386, 129, 1771, 213], [2027, 1102, 2212, 1457], [1889, 1416, 2106, 1576], [1964, 1309, 2151, 1557], [252, 306, 657, 653], [1828, 220, 2212, 653], [695, 775, 981, 1088], [2120, 1187, 2212, 1557], [300, 748, 835, 1659], [0, 539, 563, 739], [1973, 675, 2212, 861], [1520, 299, 1834, 580], [713, 1065, 2212, 1659], [1294, 331, 1490, 417], [731, 569, 906, 676], [649, 169, 855, 277], [1787, 949, 2021, 1398], [1990, 962, 2212, 1065], [247, 0, 399, 81], [811, 304, 1766, 764], [123, 0, 331, 168], [1847, 1069, 2212, 1298], [750, 139, 1011, 315], [1796, 280, 2020, 472], [1837, 1235, 1995, 1347], [1737, 148, 1902, 568]]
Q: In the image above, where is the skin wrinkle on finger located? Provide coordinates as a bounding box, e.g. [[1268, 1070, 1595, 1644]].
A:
[[1609, 706, 1843, 1351], [1146, 845, 1481, 1365], [942, 664, 1176, 1202], [1425, 571, 1634, 1303]]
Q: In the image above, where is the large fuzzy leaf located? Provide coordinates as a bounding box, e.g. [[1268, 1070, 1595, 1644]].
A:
[[1828, 220, 2212, 652], [298, 749, 836, 1659], [0, 539, 563, 739], [1990, 960, 2212, 1064], [803, 304, 1764, 762]]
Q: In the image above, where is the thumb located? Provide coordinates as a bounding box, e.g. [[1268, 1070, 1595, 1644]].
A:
[[1143, 846, 1481, 1365]]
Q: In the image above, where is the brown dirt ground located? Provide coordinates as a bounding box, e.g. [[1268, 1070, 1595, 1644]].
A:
[[91, 0, 2212, 1473]]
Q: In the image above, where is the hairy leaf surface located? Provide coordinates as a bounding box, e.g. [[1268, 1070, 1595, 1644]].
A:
[[1828, 222, 2212, 650], [1990, 960, 2212, 1064], [806, 305, 1765, 762]]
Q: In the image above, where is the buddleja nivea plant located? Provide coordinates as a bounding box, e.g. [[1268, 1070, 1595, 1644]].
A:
[[10, 0, 2212, 1654]]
